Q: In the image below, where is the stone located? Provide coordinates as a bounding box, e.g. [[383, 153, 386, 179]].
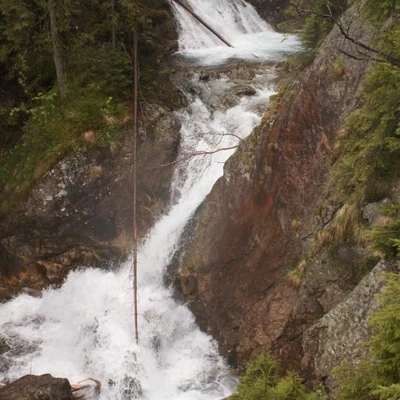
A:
[[363, 198, 392, 225], [233, 85, 257, 96], [0, 374, 74, 400], [301, 261, 393, 392]]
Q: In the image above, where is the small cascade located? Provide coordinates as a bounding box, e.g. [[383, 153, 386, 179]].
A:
[[0, 1, 299, 399], [172, 0, 300, 65], [172, 0, 271, 49]]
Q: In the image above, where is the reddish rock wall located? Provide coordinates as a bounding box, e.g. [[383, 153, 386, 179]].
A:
[[178, 9, 372, 373]]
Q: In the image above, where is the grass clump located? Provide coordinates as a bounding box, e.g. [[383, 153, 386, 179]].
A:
[[367, 202, 400, 258]]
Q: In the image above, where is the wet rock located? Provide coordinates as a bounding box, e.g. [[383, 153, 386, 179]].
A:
[[363, 198, 392, 225], [0, 374, 74, 400], [0, 285, 11, 301], [121, 376, 142, 400], [301, 260, 394, 392], [21, 287, 42, 297], [246, 0, 289, 26], [233, 85, 257, 96], [224, 64, 256, 81], [0, 234, 122, 297], [199, 72, 211, 81], [0, 337, 10, 357], [0, 103, 181, 300]]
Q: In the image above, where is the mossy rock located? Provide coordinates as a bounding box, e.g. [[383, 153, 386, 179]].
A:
[[147, 9, 170, 24]]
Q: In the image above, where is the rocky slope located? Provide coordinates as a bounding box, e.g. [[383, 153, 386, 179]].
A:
[[176, 2, 397, 389], [0, 2, 184, 300]]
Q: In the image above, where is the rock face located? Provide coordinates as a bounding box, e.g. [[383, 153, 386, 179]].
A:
[[178, 4, 374, 374], [301, 261, 394, 391], [0, 4, 183, 300], [0, 374, 74, 400], [0, 102, 181, 299], [246, 0, 289, 26]]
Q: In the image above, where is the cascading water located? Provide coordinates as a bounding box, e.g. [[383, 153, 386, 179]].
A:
[[172, 0, 300, 65], [0, 1, 299, 399]]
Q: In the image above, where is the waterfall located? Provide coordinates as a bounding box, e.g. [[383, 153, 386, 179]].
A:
[[172, 0, 271, 49], [172, 0, 300, 65], [0, 1, 299, 399]]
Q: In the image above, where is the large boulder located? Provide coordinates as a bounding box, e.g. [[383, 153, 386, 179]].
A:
[[301, 261, 394, 391], [0, 374, 74, 400]]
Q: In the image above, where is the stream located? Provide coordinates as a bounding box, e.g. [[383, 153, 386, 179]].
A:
[[0, 1, 299, 399]]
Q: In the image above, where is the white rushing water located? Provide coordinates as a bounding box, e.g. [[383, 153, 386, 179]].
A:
[[0, 1, 299, 399], [172, 0, 301, 65]]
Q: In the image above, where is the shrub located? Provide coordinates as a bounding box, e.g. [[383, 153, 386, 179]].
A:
[[297, 0, 348, 50], [231, 353, 327, 400], [334, 273, 400, 399]]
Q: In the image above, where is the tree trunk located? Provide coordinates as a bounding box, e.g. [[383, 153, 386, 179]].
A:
[[49, 0, 67, 96], [111, 0, 116, 49], [171, 0, 234, 48]]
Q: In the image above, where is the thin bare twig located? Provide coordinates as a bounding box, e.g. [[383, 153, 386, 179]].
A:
[[288, 0, 400, 68], [157, 145, 239, 168], [132, 30, 139, 345]]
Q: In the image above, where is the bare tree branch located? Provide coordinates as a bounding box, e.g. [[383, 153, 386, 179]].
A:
[[339, 49, 389, 64], [289, 0, 400, 68], [156, 145, 239, 168]]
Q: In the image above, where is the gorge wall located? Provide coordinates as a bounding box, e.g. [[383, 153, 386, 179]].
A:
[[176, 2, 398, 388]]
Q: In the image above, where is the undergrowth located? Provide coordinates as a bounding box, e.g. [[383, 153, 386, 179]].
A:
[[230, 353, 326, 400], [0, 87, 128, 215], [333, 272, 400, 400]]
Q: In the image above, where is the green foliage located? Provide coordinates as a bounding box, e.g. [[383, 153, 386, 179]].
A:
[[295, 0, 348, 49], [333, 359, 376, 400], [270, 372, 309, 400], [363, 0, 400, 25], [334, 61, 400, 203], [68, 47, 133, 98], [0, 0, 174, 213], [330, 61, 400, 259], [232, 353, 278, 400], [368, 274, 400, 380], [334, 273, 400, 400], [372, 384, 400, 400], [326, 0, 400, 264], [231, 353, 327, 400], [0, 87, 128, 215]]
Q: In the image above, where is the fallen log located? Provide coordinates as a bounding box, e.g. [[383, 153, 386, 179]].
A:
[[171, 0, 234, 48], [71, 378, 101, 399]]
